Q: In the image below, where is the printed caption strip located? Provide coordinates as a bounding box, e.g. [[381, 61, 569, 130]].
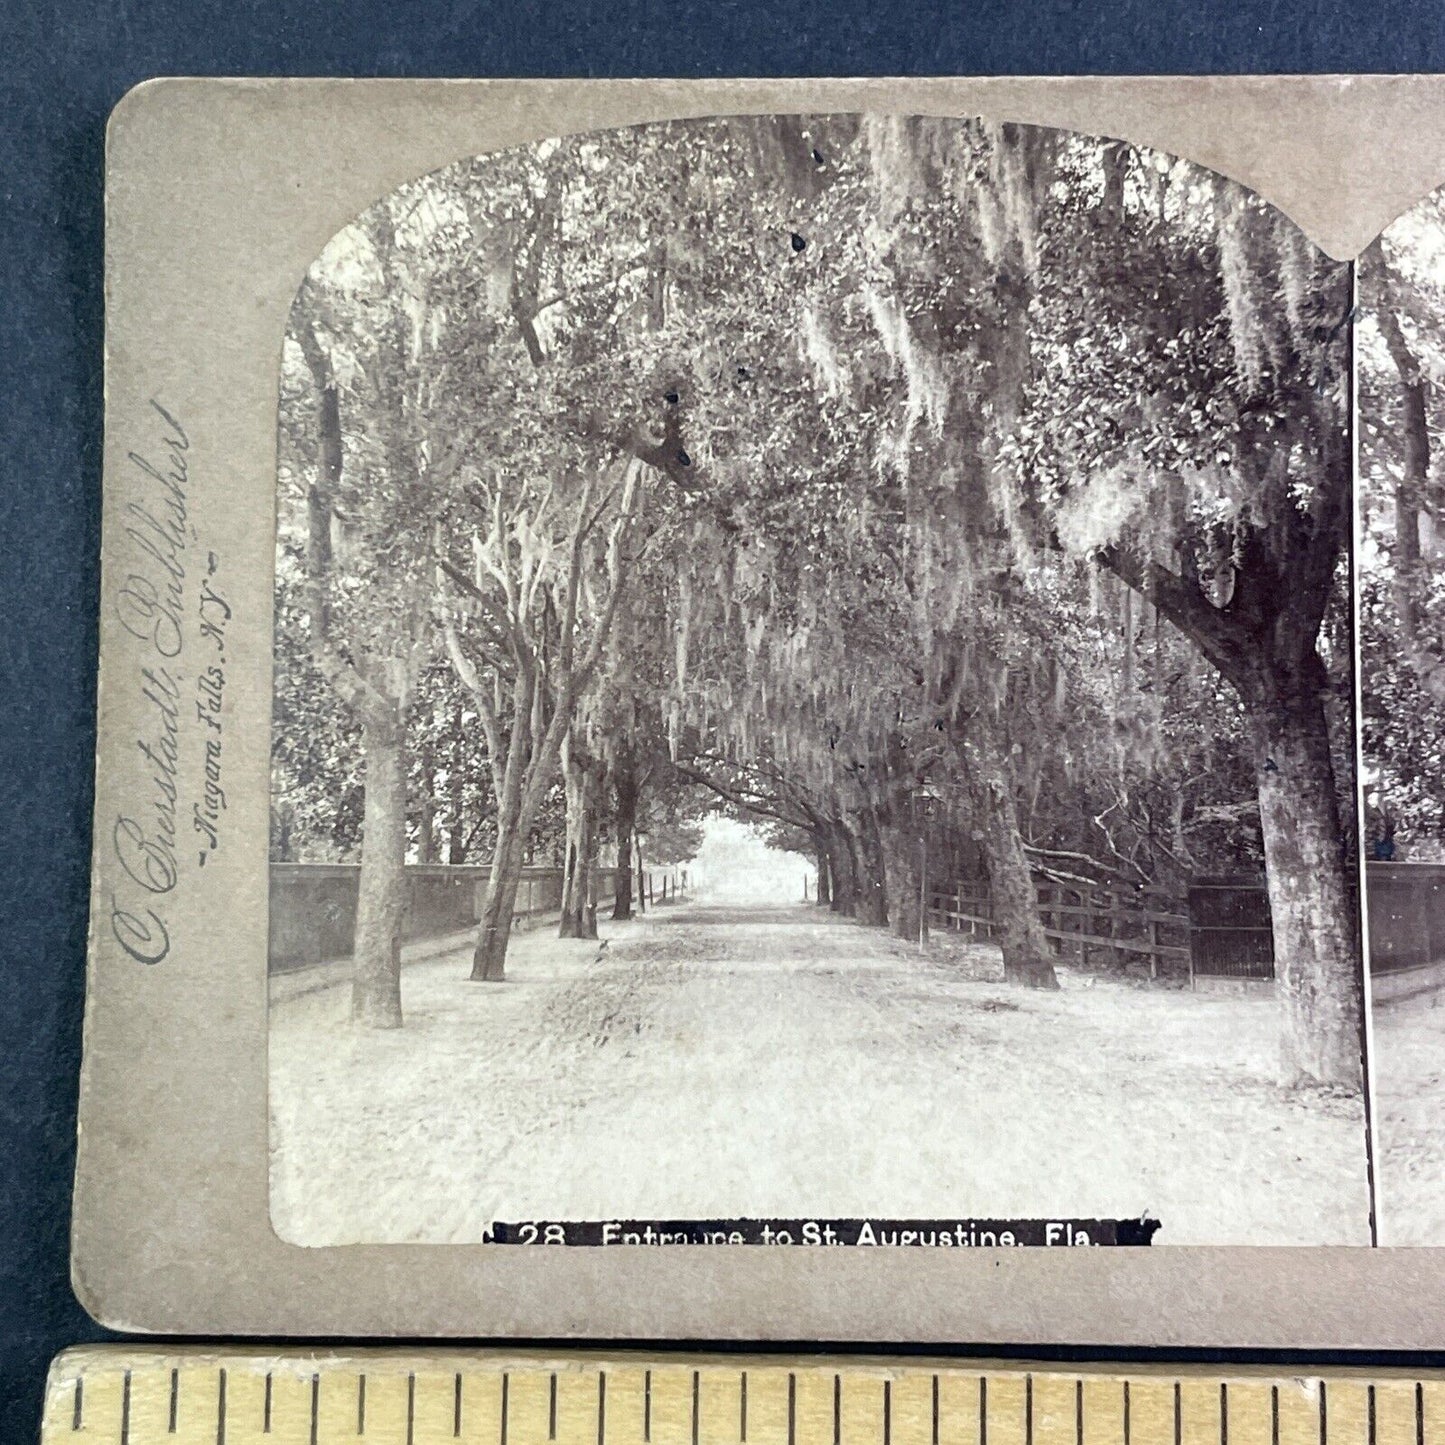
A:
[[41, 1351, 1443, 1445]]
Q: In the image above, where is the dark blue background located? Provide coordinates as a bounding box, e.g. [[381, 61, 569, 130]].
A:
[[5, 4, 1445, 1442]]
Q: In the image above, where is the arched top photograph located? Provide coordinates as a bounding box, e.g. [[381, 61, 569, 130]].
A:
[[266, 113, 1367, 1249], [1355, 187, 1445, 1245]]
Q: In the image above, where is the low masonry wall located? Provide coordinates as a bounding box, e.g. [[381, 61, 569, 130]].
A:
[[269, 861, 686, 971]]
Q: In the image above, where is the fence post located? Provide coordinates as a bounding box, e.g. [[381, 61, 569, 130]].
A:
[[1187, 891, 1197, 990], [1104, 886, 1118, 970], [1149, 916, 1159, 980]]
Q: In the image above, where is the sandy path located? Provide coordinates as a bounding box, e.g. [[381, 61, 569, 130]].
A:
[[269, 903, 1371, 1245], [1373, 989, 1445, 1244]]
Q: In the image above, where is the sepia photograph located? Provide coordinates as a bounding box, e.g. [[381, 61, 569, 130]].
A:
[[266, 113, 1370, 1247], [1358, 190, 1445, 1245]]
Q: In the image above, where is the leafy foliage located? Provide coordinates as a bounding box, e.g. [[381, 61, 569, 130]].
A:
[[1359, 199, 1445, 857], [274, 114, 1349, 958]]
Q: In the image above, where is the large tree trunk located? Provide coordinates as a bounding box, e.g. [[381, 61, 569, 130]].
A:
[[352, 710, 407, 1026], [295, 299, 411, 1027], [559, 737, 600, 940], [811, 827, 832, 907], [1246, 669, 1362, 1088], [612, 748, 638, 921], [849, 805, 889, 927], [1104, 549, 1363, 1081], [472, 741, 529, 981], [466, 663, 570, 979], [1111, 589, 1364, 1082], [827, 820, 858, 915], [974, 743, 1059, 989], [472, 827, 524, 981], [880, 823, 924, 942]]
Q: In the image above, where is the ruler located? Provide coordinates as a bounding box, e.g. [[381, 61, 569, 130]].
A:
[[41, 1350, 1440, 1445]]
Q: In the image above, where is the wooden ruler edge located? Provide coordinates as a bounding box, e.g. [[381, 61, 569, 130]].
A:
[[43, 1344, 1445, 1385]]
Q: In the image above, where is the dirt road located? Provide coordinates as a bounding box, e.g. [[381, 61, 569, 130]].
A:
[[269, 903, 1370, 1245], [1373, 989, 1445, 1243]]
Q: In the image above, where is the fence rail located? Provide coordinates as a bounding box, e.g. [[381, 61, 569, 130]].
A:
[[927, 877, 1193, 977], [924, 865, 1442, 986], [269, 860, 685, 972]]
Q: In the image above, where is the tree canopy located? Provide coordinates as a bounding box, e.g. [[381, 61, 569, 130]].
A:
[[273, 114, 1360, 1083], [1359, 198, 1445, 857]]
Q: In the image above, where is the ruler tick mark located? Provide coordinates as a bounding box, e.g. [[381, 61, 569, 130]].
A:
[[61, 1360, 1431, 1445]]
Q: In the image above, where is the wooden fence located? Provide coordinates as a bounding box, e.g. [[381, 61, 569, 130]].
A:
[[1366, 862, 1445, 974], [1185, 875, 1276, 981], [927, 877, 1196, 980]]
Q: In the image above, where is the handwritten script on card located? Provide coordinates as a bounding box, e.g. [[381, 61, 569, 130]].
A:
[[107, 400, 232, 965]]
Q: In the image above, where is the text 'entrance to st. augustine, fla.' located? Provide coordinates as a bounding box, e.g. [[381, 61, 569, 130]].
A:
[[267, 114, 1373, 1247]]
